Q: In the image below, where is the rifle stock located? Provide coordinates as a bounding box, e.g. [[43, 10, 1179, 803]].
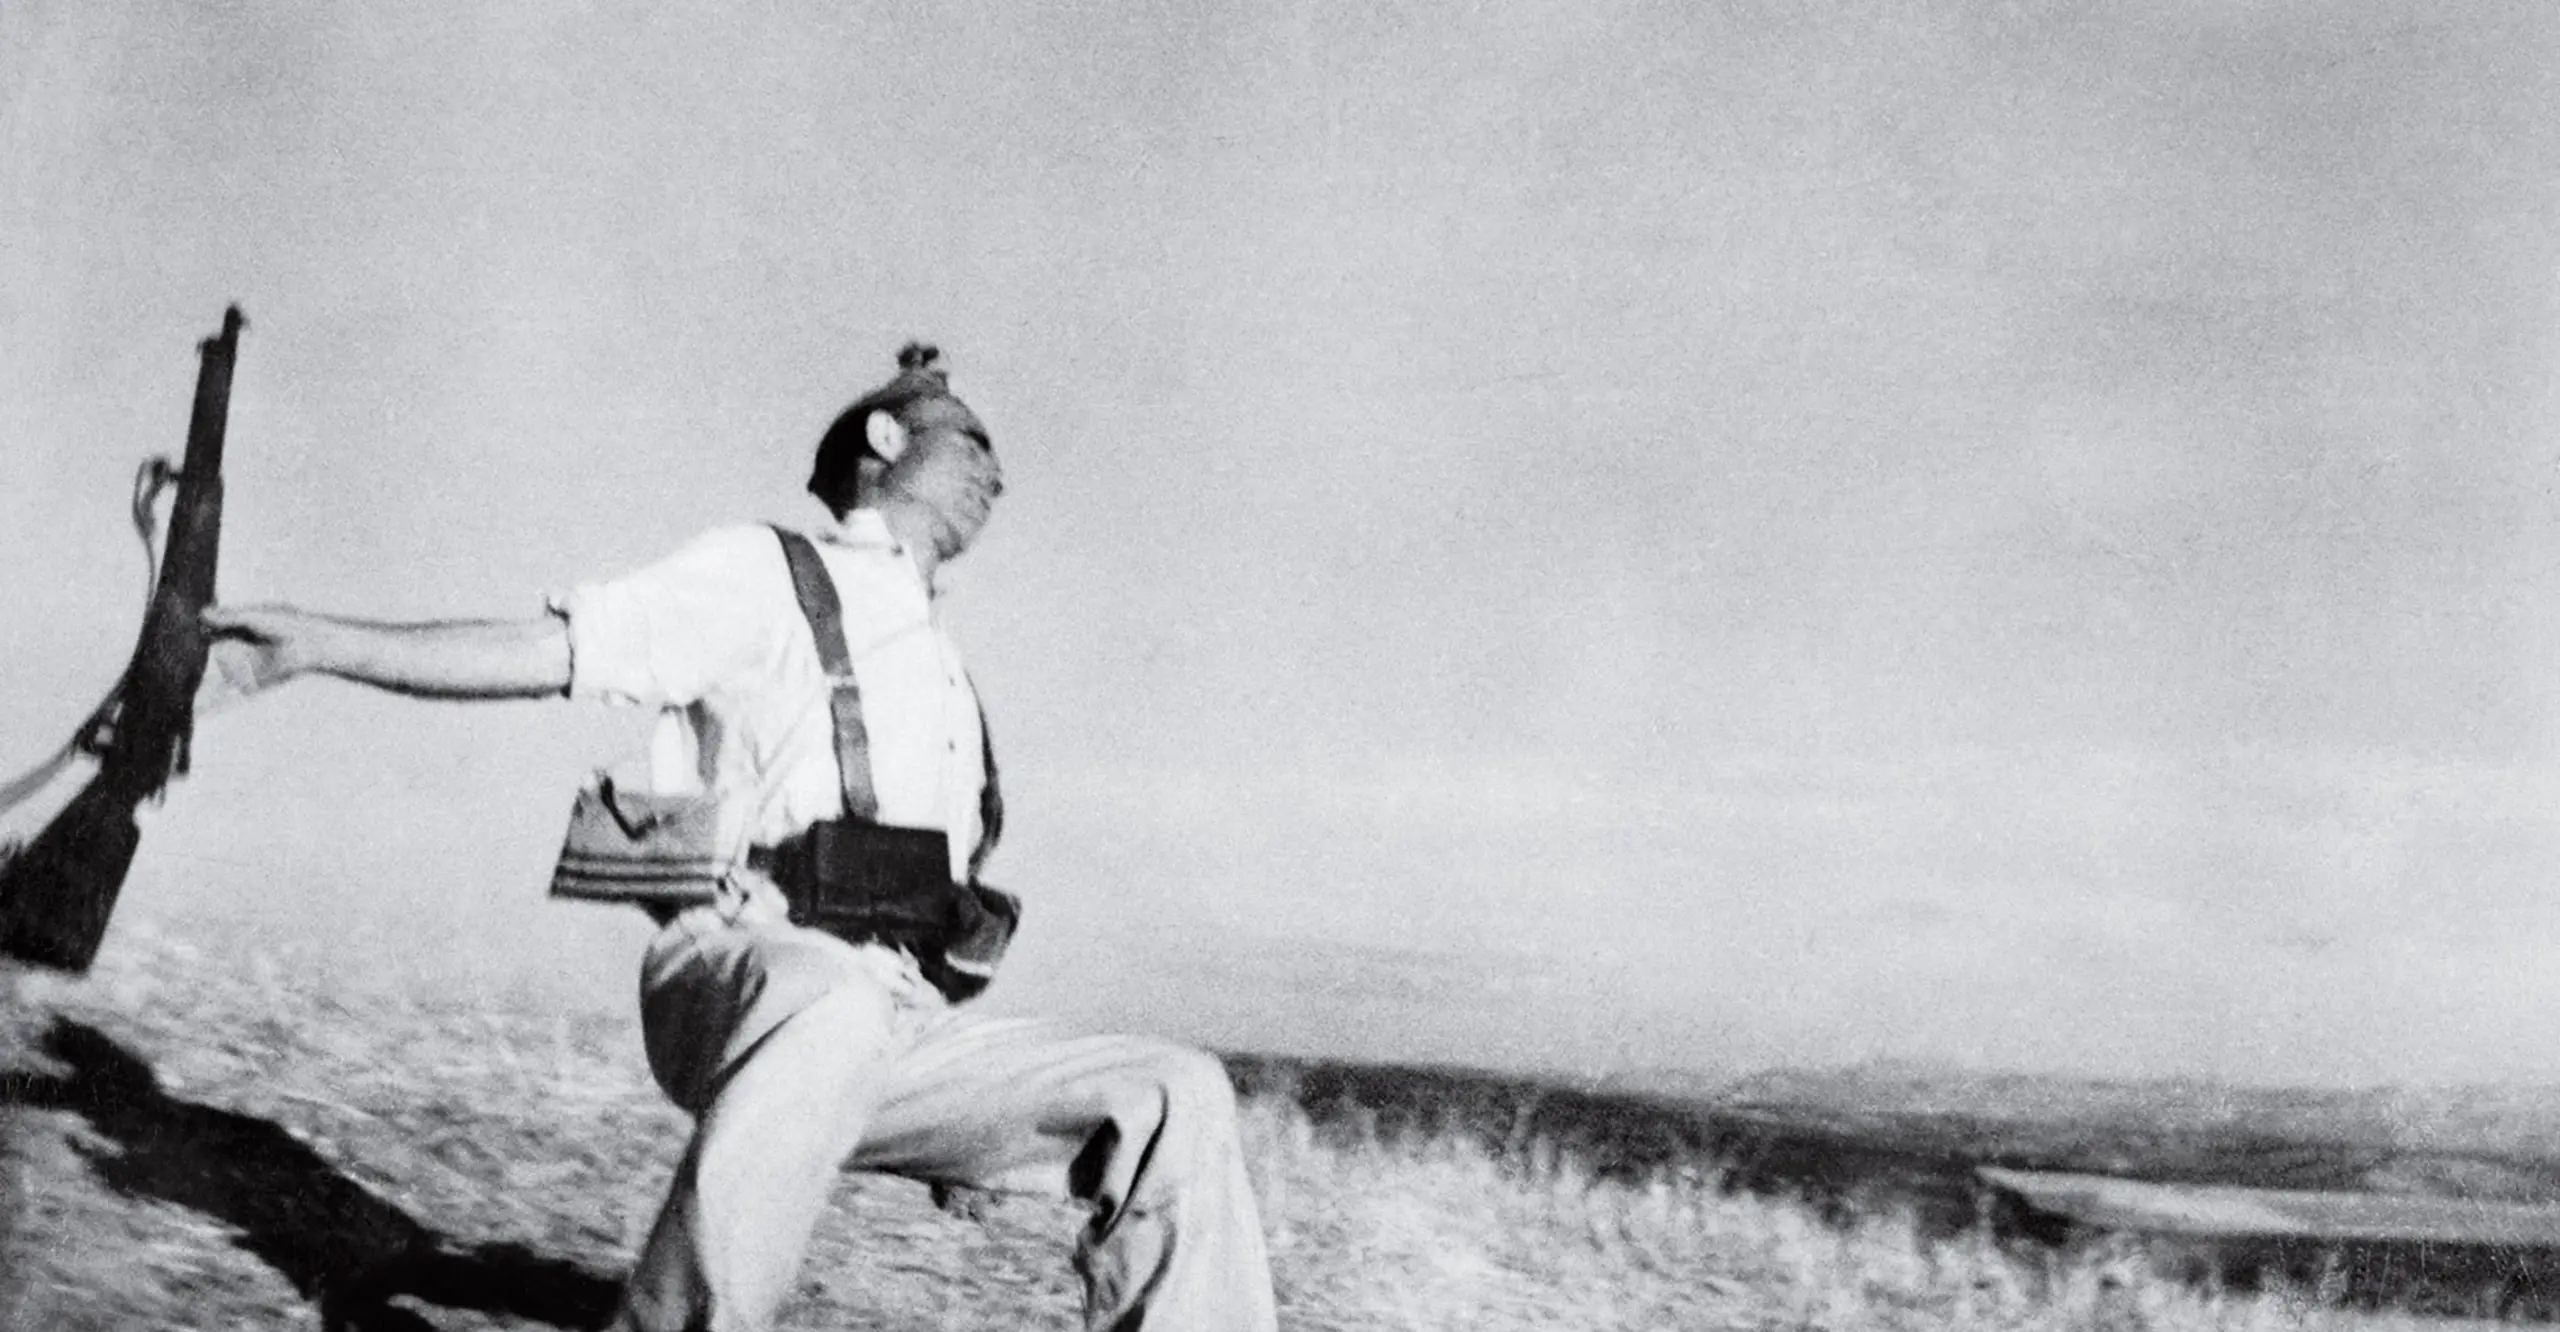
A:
[[0, 306, 244, 971]]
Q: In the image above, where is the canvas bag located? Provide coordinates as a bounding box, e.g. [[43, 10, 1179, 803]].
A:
[[547, 768, 746, 907]]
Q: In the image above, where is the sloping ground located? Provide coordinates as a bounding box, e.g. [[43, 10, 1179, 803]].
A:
[[1712, 1067, 2560, 1202], [1222, 1054, 1991, 1233], [1978, 1170, 2560, 1249], [0, 920, 1759, 1330], [0, 915, 2526, 1331], [1220, 1053, 2560, 1243], [1975, 1168, 2560, 1323]]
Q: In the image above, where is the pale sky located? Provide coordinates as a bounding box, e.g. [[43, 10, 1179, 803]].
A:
[[5, 0, 2558, 1088]]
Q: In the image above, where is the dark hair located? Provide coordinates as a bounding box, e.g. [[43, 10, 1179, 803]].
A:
[[807, 342, 950, 508]]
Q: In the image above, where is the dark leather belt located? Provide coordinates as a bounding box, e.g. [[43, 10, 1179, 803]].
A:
[[745, 819, 1019, 1004], [750, 820, 948, 897], [745, 820, 959, 941]]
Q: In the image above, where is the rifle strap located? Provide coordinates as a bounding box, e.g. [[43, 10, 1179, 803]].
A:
[[131, 457, 178, 595], [0, 746, 83, 823], [0, 457, 184, 824]]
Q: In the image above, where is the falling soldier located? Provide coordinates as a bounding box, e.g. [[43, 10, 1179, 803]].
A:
[[202, 344, 1280, 1331]]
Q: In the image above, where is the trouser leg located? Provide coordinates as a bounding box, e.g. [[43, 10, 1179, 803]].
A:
[[855, 1014, 1280, 1332], [608, 903, 1276, 1331], [614, 915, 928, 1332]]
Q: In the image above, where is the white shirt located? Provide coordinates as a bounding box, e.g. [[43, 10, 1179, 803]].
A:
[[550, 511, 987, 879]]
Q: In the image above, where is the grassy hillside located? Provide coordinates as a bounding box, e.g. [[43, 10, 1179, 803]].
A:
[[0, 919, 2518, 1330]]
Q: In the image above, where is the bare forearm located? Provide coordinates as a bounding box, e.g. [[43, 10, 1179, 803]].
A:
[[311, 615, 570, 699], [210, 607, 572, 701]]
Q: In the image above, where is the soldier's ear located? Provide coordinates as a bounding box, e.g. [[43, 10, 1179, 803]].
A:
[[865, 410, 910, 464]]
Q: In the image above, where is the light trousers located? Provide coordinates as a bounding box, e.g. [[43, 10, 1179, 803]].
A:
[[609, 887, 1279, 1332]]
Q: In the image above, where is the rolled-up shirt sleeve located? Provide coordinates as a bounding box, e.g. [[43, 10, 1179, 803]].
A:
[[546, 526, 778, 707]]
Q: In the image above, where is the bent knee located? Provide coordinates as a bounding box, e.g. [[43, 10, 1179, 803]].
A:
[[1153, 1046, 1242, 1128]]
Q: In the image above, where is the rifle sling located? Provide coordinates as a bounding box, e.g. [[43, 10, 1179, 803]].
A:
[[0, 458, 187, 824]]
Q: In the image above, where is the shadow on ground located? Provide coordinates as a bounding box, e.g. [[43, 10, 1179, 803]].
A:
[[1, 1018, 621, 1332]]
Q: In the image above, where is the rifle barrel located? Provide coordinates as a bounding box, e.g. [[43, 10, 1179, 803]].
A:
[[105, 307, 242, 795]]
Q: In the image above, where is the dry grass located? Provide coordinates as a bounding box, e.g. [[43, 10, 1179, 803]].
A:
[[1233, 1093, 2492, 1331], [0, 919, 2493, 1330]]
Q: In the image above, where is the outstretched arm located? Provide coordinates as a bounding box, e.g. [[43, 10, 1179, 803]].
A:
[[200, 605, 571, 701]]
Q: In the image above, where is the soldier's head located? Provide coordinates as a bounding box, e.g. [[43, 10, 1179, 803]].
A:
[[809, 343, 1005, 560]]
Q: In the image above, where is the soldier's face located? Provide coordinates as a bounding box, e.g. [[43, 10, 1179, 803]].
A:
[[883, 423, 1004, 558]]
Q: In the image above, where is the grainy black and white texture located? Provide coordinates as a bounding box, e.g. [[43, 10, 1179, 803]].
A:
[[5, 2, 2559, 1327]]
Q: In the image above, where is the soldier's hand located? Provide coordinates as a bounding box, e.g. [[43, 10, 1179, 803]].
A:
[[196, 604, 310, 715]]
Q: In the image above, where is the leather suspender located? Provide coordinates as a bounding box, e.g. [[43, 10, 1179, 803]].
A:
[[771, 526, 1003, 876], [969, 691, 1002, 881], [774, 527, 880, 821]]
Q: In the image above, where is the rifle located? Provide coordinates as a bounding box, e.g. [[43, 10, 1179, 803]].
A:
[[0, 306, 245, 971]]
